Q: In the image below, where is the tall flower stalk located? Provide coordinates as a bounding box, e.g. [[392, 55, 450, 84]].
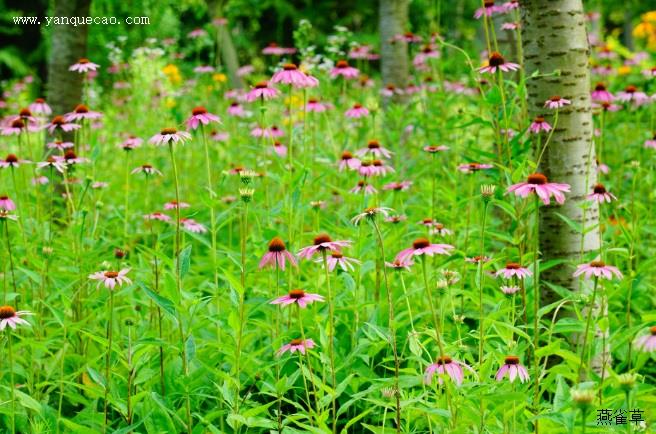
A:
[[321, 249, 338, 433]]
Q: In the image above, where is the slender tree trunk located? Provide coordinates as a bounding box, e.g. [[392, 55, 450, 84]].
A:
[[379, 0, 409, 103], [521, 0, 600, 298], [207, 0, 243, 89], [46, 0, 92, 118]]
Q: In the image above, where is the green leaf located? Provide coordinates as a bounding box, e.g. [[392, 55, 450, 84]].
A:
[[139, 282, 178, 323], [179, 245, 192, 277], [554, 212, 582, 234], [186, 335, 196, 364], [15, 390, 41, 413]]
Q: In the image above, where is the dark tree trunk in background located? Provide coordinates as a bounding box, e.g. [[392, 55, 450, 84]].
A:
[[379, 0, 409, 102], [46, 0, 91, 117], [521, 0, 600, 297]]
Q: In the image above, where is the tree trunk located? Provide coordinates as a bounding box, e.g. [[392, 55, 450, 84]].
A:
[[46, 0, 92, 118], [219, 26, 244, 89], [379, 0, 409, 103]]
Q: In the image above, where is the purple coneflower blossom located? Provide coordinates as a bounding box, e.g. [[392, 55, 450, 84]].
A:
[[186, 107, 221, 130], [457, 162, 493, 173], [32, 176, 49, 186], [500, 285, 520, 295], [507, 173, 570, 205], [423, 145, 449, 153], [339, 151, 361, 171], [424, 356, 472, 386], [351, 207, 393, 225], [395, 238, 454, 263], [319, 252, 361, 272], [587, 183, 616, 203], [131, 164, 161, 176], [29, 98, 51, 115], [642, 67, 656, 78], [350, 180, 377, 195], [259, 237, 297, 270], [330, 60, 360, 79], [430, 223, 453, 237], [46, 116, 80, 134], [270, 64, 318, 88], [237, 65, 254, 77], [573, 260, 622, 280], [69, 58, 99, 73], [544, 95, 571, 109], [180, 218, 206, 233], [306, 98, 328, 112], [227, 102, 247, 117], [357, 140, 393, 159], [345, 103, 369, 118], [210, 130, 229, 142], [187, 28, 207, 38], [64, 104, 102, 122], [591, 83, 614, 102], [89, 268, 132, 290], [496, 356, 530, 383], [262, 42, 296, 56], [385, 214, 407, 224], [37, 157, 66, 173], [474, 0, 505, 19], [120, 136, 143, 150], [0, 306, 31, 330], [479, 52, 520, 74], [616, 85, 650, 106], [272, 141, 287, 157], [496, 262, 532, 279], [529, 116, 552, 134], [596, 160, 610, 174], [597, 45, 616, 59], [251, 125, 284, 138], [0, 154, 29, 169], [634, 326, 656, 352], [193, 65, 214, 74], [92, 182, 108, 189], [149, 127, 192, 146], [0, 196, 16, 211], [298, 234, 352, 260], [465, 256, 491, 264], [277, 338, 315, 356], [60, 151, 88, 165], [501, 22, 519, 30], [383, 181, 412, 191], [386, 258, 414, 270], [245, 82, 280, 102], [370, 159, 394, 176], [47, 141, 74, 151], [593, 101, 621, 112], [271, 289, 324, 308], [164, 200, 190, 210], [144, 212, 172, 222]]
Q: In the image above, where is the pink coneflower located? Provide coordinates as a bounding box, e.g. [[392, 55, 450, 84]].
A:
[[180, 218, 206, 233], [634, 326, 656, 352], [210, 130, 229, 142], [457, 162, 494, 173], [164, 200, 190, 210], [306, 98, 327, 112], [349, 45, 373, 59], [47, 140, 74, 151], [529, 116, 552, 134], [385, 214, 407, 224], [479, 52, 519, 74], [64, 104, 102, 122], [345, 103, 369, 118], [395, 238, 454, 262], [272, 141, 287, 157], [413, 45, 441, 67], [544, 95, 571, 109], [350, 180, 377, 195], [0, 196, 16, 211], [88, 268, 132, 290], [593, 101, 621, 112], [251, 125, 284, 138], [642, 67, 656, 78], [29, 98, 51, 115], [507, 173, 570, 205], [381, 84, 404, 98], [69, 58, 99, 73], [573, 260, 622, 280], [386, 258, 414, 270], [351, 207, 393, 224], [370, 159, 394, 176], [474, 0, 505, 18], [320, 251, 361, 272], [227, 102, 247, 117], [616, 85, 650, 105], [465, 256, 491, 264], [419, 218, 435, 228], [92, 182, 108, 189], [245, 82, 280, 102], [423, 145, 449, 153], [46, 115, 81, 134], [37, 156, 66, 173], [587, 183, 616, 203], [357, 140, 393, 159], [338, 151, 361, 171], [32, 176, 49, 186], [144, 212, 172, 222], [237, 65, 254, 77], [259, 236, 297, 270], [495, 356, 530, 383], [383, 181, 412, 191], [186, 107, 221, 130], [61, 150, 88, 165], [597, 45, 616, 59], [0, 154, 29, 169], [298, 234, 352, 260], [430, 223, 453, 237], [496, 262, 532, 279], [271, 289, 324, 308], [501, 22, 519, 30], [270, 64, 318, 88], [149, 127, 192, 145], [424, 356, 472, 386], [193, 65, 214, 74], [188, 28, 207, 38], [591, 83, 614, 102], [500, 285, 521, 295], [120, 136, 143, 151], [277, 338, 315, 356], [645, 134, 656, 149], [262, 42, 296, 56], [596, 160, 610, 174], [0, 306, 31, 331], [330, 60, 360, 79]]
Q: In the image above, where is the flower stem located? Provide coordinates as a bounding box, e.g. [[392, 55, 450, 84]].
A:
[[103, 289, 114, 431], [8, 330, 16, 434], [321, 250, 337, 434], [577, 276, 599, 381], [533, 196, 541, 430]]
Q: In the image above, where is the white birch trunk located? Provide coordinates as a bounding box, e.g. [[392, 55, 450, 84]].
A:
[[379, 0, 409, 103]]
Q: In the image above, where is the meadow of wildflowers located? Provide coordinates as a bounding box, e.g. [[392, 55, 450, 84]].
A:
[[0, 1, 655, 433]]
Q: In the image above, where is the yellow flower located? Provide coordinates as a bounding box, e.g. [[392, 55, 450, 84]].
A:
[[213, 73, 227, 83], [164, 98, 177, 109], [617, 65, 631, 76], [162, 63, 182, 85], [642, 11, 656, 23], [633, 22, 653, 39]]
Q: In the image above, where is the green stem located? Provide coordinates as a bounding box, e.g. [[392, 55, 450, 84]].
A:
[[321, 250, 338, 434]]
